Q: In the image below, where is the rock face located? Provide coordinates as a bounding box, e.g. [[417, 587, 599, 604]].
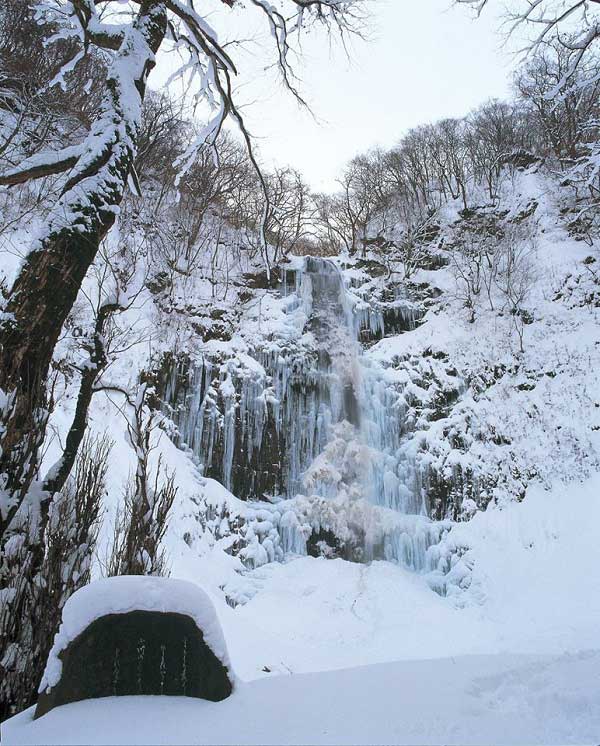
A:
[[160, 352, 321, 500], [35, 610, 232, 718]]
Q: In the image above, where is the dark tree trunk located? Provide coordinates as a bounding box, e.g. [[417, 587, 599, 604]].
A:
[[43, 301, 118, 497], [0, 0, 166, 537], [0, 1, 167, 721], [0, 231, 107, 525]]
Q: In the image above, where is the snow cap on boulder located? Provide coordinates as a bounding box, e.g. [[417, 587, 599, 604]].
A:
[[40, 575, 232, 694]]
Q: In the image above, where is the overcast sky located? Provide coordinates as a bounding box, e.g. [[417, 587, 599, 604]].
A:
[[156, 0, 517, 192]]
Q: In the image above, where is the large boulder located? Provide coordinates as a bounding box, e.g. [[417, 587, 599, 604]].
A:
[[35, 577, 233, 719]]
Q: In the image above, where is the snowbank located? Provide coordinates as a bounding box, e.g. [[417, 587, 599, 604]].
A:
[[6, 650, 600, 745], [39, 576, 233, 693]]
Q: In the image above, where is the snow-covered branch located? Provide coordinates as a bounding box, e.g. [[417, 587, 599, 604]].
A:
[[0, 145, 82, 187], [38, 0, 127, 51]]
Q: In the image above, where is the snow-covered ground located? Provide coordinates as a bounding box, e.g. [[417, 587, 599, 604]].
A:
[[5, 476, 600, 744], [5, 649, 600, 746], [217, 478, 600, 680]]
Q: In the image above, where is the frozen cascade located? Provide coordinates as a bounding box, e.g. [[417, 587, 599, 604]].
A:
[[162, 256, 462, 581], [293, 258, 425, 516], [162, 257, 369, 499]]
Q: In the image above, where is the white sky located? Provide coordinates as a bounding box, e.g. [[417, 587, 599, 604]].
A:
[[155, 0, 517, 192]]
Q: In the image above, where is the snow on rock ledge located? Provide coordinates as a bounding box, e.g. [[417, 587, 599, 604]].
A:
[[39, 576, 233, 694]]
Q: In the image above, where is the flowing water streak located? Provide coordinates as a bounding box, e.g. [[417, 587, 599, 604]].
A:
[[291, 258, 442, 568], [298, 257, 425, 515]]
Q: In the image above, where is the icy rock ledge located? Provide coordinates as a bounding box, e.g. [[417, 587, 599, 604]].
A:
[[216, 491, 477, 607]]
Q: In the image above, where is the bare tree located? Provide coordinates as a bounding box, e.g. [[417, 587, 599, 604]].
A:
[[44, 243, 145, 498], [314, 192, 355, 254], [175, 133, 251, 269], [0, 434, 111, 718], [395, 207, 441, 280], [321, 153, 390, 255], [465, 99, 528, 200], [495, 223, 537, 353], [457, 0, 600, 198], [457, 0, 600, 59], [263, 167, 315, 261], [515, 41, 600, 164], [134, 92, 187, 186], [108, 386, 177, 577], [395, 127, 441, 210], [450, 233, 485, 323], [0, 234, 146, 719]]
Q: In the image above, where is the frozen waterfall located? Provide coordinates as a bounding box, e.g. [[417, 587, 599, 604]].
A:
[[296, 257, 425, 516], [162, 256, 455, 578]]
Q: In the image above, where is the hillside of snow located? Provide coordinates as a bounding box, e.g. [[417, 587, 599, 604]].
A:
[[148, 166, 600, 603], [3, 159, 600, 744]]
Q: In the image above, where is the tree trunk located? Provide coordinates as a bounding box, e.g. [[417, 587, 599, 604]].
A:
[[43, 301, 119, 497], [0, 1, 167, 721]]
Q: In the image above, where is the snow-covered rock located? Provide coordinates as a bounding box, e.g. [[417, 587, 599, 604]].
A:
[[39, 576, 233, 694]]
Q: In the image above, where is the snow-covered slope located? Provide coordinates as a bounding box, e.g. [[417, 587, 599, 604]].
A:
[[148, 167, 600, 601], [3, 160, 600, 744]]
